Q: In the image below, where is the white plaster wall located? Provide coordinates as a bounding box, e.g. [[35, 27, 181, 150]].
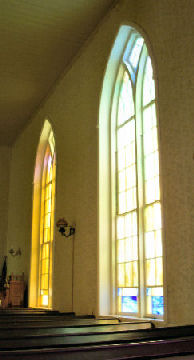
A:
[[7, 0, 194, 323]]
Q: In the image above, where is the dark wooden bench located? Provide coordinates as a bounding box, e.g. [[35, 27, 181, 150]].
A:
[[0, 324, 194, 350], [0, 333, 194, 359], [0, 321, 152, 339]]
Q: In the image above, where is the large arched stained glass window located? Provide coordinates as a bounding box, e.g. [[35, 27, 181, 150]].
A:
[[39, 131, 56, 308], [115, 31, 163, 318]]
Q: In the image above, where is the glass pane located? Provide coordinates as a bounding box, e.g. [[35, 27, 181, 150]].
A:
[[132, 236, 138, 260], [154, 203, 162, 230], [117, 240, 125, 263], [143, 104, 157, 130], [41, 274, 48, 290], [41, 259, 49, 275], [43, 228, 50, 243], [145, 231, 155, 259], [126, 188, 136, 211], [146, 259, 155, 286], [143, 57, 155, 106], [155, 230, 162, 257], [125, 238, 131, 261], [119, 192, 126, 214], [121, 295, 138, 313], [132, 261, 138, 286], [117, 216, 125, 239], [118, 264, 125, 287], [125, 262, 133, 287], [118, 72, 135, 125], [118, 150, 125, 170], [156, 257, 163, 285], [146, 287, 163, 316], [42, 244, 49, 259], [126, 142, 135, 166], [126, 165, 136, 189], [144, 151, 159, 180], [145, 176, 160, 204], [45, 184, 52, 200], [129, 37, 144, 68], [143, 127, 158, 155], [119, 170, 126, 192], [144, 205, 154, 232]]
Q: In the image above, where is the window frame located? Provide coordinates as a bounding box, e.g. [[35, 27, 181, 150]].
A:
[[110, 29, 165, 320]]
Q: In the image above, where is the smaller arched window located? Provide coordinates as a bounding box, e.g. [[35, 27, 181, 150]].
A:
[[30, 120, 56, 309], [39, 131, 56, 307]]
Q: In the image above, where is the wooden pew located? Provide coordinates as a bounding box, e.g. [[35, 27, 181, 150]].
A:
[[0, 328, 194, 359], [0, 324, 193, 350], [0, 309, 193, 359], [0, 321, 152, 339]]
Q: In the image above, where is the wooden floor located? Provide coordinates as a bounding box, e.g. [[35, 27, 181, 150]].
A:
[[0, 308, 193, 359]]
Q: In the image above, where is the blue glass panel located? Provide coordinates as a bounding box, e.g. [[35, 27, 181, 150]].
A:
[[122, 296, 138, 313], [118, 288, 123, 296], [152, 296, 163, 315]]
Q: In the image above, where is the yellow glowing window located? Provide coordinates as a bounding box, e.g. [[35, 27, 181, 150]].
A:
[[39, 133, 56, 308], [116, 34, 163, 318]]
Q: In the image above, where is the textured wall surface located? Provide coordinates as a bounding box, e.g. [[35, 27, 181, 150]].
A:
[[6, 0, 194, 323], [0, 147, 11, 270], [0, 146, 11, 271]]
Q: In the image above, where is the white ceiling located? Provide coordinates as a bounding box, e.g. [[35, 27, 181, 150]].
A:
[[0, 0, 116, 145]]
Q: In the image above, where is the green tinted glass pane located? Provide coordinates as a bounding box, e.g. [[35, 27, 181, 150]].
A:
[[146, 259, 156, 286]]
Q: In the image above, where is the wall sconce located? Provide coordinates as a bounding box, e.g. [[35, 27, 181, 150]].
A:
[[9, 248, 22, 257], [56, 218, 75, 237]]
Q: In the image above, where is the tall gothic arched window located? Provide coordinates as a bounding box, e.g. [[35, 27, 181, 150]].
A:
[[115, 31, 163, 318], [99, 26, 164, 320], [39, 131, 56, 307], [30, 120, 56, 309]]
